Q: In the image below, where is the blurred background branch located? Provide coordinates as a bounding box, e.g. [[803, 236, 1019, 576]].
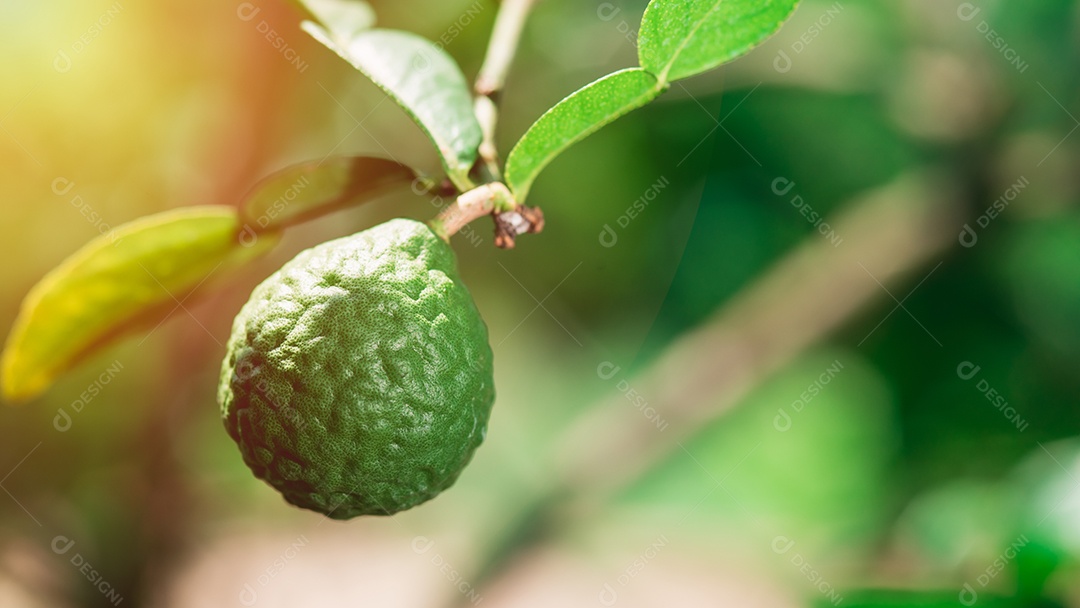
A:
[[452, 171, 965, 606]]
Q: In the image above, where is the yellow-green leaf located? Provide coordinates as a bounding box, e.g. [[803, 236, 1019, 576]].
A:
[[2, 206, 278, 403]]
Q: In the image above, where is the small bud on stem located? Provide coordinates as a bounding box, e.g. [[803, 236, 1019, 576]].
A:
[[428, 182, 544, 248], [493, 205, 544, 249]]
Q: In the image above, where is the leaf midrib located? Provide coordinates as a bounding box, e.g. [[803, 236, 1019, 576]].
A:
[[507, 70, 666, 201], [655, 0, 725, 84]]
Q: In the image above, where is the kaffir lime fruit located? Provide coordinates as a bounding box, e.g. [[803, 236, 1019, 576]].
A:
[[218, 219, 494, 519]]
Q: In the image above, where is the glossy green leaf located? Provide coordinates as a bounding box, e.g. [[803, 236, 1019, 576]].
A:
[[302, 25, 482, 191], [1, 207, 278, 402], [638, 0, 801, 82], [239, 156, 422, 233], [289, 0, 376, 39], [505, 68, 665, 203]]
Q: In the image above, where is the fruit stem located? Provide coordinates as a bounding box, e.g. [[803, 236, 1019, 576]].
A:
[[428, 183, 543, 249], [429, 183, 507, 240]]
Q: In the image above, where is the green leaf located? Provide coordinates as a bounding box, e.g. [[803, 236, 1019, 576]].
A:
[[1, 207, 278, 403], [290, 0, 376, 39], [240, 156, 422, 233], [303, 25, 482, 191], [638, 0, 801, 82], [505, 68, 665, 203]]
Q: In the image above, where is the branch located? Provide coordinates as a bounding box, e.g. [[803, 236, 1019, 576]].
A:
[[475, 0, 537, 97], [554, 173, 962, 502], [473, 0, 538, 182], [428, 183, 512, 240]]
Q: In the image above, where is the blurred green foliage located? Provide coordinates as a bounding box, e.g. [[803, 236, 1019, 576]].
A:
[[0, 0, 1079, 605]]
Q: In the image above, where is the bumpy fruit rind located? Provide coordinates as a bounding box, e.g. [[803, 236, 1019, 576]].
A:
[[218, 219, 494, 519]]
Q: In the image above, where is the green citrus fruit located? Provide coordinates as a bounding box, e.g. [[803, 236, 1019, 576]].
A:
[[218, 219, 494, 519]]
